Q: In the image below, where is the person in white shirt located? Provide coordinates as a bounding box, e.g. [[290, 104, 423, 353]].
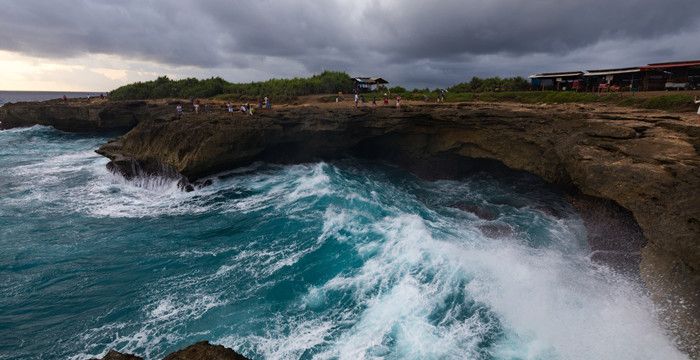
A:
[[695, 96, 700, 119]]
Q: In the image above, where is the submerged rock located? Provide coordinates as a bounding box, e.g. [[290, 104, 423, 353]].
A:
[[478, 223, 515, 239], [452, 203, 499, 220], [90, 349, 143, 360]]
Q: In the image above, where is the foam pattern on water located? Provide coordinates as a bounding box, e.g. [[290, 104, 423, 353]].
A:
[[0, 126, 688, 360]]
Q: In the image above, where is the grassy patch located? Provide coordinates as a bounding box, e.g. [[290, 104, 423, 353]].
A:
[[390, 90, 695, 112]]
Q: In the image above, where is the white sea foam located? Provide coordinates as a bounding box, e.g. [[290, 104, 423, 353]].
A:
[[72, 291, 226, 360], [226, 205, 687, 360]]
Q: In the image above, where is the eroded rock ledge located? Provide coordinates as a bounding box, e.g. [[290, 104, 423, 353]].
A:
[[95, 102, 700, 352], [0, 99, 169, 132], [4, 99, 699, 354]]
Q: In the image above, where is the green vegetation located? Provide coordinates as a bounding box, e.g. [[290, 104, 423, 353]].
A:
[[110, 72, 696, 112], [448, 76, 530, 93], [460, 91, 696, 112], [370, 90, 695, 112], [109, 71, 355, 101], [617, 93, 696, 111]]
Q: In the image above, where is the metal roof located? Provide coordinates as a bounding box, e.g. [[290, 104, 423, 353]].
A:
[[529, 72, 583, 79], [641, 60, 700, 70], [354, 77, 389, 84], [583, 67, 640, 76]]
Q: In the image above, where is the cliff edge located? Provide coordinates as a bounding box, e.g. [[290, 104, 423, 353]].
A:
[[96, 102, 700, 352], [3, 99, 699, 354]]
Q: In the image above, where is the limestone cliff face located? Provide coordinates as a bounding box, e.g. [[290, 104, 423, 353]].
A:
[[97, 103, 700, 276], [95, 102, 700, 350], [4, 99, 699, 352], [0, 100, 168, 132]]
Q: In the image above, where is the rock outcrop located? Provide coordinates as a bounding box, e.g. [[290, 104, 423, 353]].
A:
[[4, 99, 699, 354], [95, 102, 700, 353], [90, 341, 249, 360], [0, 99, 169, 133]]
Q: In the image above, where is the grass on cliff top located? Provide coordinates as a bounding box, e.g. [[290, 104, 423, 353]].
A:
[[380, 91, 696, 112]]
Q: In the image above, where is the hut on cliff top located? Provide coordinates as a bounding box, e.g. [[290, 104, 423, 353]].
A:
[[354, 77, 389, 92]]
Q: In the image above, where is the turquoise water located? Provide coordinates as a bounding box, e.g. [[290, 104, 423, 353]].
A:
[[0, 126, 687, 360]]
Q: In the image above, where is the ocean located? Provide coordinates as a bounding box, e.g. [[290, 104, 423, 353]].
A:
[[0, 125, 687, 359], [0, 91, 102, 106]]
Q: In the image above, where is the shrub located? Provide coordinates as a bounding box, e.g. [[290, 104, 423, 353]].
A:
[[109, 71, 355, 100]]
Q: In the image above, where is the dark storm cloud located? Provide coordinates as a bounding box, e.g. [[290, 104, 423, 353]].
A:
[[361, 0, 700, 61], [0, 0, 698, 87]]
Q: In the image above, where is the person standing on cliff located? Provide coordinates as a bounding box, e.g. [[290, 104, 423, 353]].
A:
[[354, 93, 359, 108], [396, 95, 401, 109], [695, 96, 700, 120]]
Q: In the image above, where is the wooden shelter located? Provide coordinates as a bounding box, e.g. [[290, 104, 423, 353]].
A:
[[529, 71, 584, 91], [583, 67, 641, 92], [640, 60, 700, 91], [354, 77, 389, 92]]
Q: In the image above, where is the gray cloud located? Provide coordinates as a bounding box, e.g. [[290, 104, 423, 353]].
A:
[[0, 0, 698, 88]]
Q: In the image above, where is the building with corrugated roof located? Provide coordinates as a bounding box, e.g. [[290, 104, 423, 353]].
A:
[[529, 60, 700, 92], [640, 60, 700, 91], [583, 67, 641, 92], [529, 71, 583, 91], [353, 77, 389, 92]]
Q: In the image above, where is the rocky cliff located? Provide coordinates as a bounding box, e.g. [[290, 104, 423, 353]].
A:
[[0, 99, 169, 132], [96, 102, 700, 352], [3, 99, 699, 354]]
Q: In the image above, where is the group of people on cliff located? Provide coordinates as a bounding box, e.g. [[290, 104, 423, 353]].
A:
[[176, 97, 272, 117], [346, 92, 402, 109], [174, 95, 700, 120]]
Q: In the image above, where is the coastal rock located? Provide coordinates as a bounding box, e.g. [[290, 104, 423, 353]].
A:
[[0, 99, 167, 132], [6, 99, 699, 354], [95, 104, 699, 274], [162, 341, 249, 360], [94, 102, 700, 352], [90, 341, 249, 360]]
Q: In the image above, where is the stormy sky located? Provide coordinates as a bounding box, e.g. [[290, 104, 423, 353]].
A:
[[1, 0, 699, 91]]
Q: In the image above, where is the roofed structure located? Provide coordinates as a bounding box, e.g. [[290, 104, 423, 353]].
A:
[[529, 71, 583, 79], [584, 67, 640, 76], [353, 77, 389, 92], [641, 60, 700, 70]]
